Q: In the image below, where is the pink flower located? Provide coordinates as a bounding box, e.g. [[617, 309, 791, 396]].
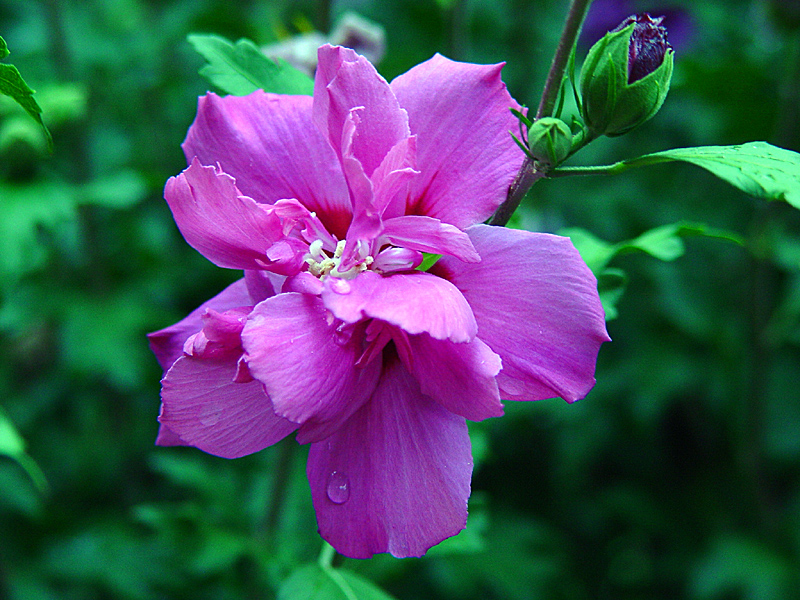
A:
[[149, 45, 609, 559]]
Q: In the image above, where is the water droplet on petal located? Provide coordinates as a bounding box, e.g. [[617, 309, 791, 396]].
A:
[[332, 321, 354, 346], [326, 471, 350, 504], [329, 278, 351, 294]]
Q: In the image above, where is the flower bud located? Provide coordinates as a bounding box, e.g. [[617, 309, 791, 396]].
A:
[[527, 117, 573, 166], [579, 13, 673, 137]]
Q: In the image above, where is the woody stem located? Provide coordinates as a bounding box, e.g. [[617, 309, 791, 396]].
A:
[[489, 0, 594, 226]]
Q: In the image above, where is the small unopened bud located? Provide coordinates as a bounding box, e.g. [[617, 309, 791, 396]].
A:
[[527, 117, 573, 166], [580, 13, 674, 137]]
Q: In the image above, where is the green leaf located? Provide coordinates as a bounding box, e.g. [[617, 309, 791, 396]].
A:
[[0, 36, 52, 150], [645, 143, 800, 207], [561, 223, 744, 320], [80, 169, 148, 209], [187, 34, 314, 96], [0, 180, 77, 281], [426, 493, 487, 555], [558, 226, 614, 274], [619, 222, 744, 263], [417, 253, 442, 272], [562, 221, 743, 275], [0, 406, 48, 493], [0, 407, 25, 457], [597, 268, 627, 321], [553, 142, 800, 209], [278, 564, 397, 600], [691, 535, 792, 600], [335, 571, 397, 600]]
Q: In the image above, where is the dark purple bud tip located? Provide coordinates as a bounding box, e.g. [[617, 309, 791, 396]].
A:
[[613, 13, 671, 83]]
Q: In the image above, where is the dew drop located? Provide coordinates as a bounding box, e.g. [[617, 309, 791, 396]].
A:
[[332, 321, 353, 346], [326, 471, 350, 504], [329, 278, 351, 294]]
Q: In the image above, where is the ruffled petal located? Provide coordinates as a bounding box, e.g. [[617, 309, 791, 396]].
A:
[[164, 160, 283, 270], [241, 293, 381, 443], [400, 333, 504, 421], [147, 278, 255, 373], [159, 355, 297, 459], [183, 91, 352, 238], [435, 225, 609, 402], [391, 54, 523, 227], [321, 270, 477, 342], [314, 45, 410, 178], [182, 307, 250, 360], [307, 357, 472, 558]]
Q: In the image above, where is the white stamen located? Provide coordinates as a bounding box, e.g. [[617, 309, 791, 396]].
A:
[[307, 239, 325, 262], [304, 238, 374, 280], [333, 240, 347, 258]]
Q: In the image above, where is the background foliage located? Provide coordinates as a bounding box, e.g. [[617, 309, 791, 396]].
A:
[[1, 0, 799, 598]]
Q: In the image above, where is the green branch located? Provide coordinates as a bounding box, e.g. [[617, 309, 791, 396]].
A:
[[550, 154, 673, 177]]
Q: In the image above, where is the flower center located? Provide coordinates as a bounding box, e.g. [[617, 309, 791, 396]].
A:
[[305, 239, 373, 280]]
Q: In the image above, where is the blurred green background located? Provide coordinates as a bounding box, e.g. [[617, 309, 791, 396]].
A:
[[1, 0, 800, 598]]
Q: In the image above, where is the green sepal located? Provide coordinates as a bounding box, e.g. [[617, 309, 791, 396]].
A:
[[510, 107, 534, 129], [510, 132, 535, 160], [509, 108, 537, 160]]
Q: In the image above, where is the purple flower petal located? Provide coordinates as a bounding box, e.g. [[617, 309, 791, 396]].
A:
[[337, 109, 381, 272], [372, 247, 423, 273], [182, 307, 250, 360], [400, 332, 504, 420], [241, 293, 381, 443], [391, 54, 523, 228], [314, 45, 410, 178], [148, 278, 255, 373], [282, 271, 325, 296], [155, 423, 188, 447], [436, 225, 609, 402], [183, 91, 352, 239], [379, 215, 480, 262], [164, 160, 285, 270], [321, 270, 477, 342], [306, 357, 472, 558], [244, 269, 282, 304], [153, 45, 609, 559], [370, 136, 419, 219], [159, 355, 298, 459]]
